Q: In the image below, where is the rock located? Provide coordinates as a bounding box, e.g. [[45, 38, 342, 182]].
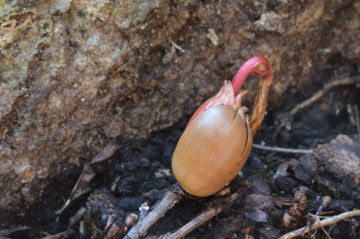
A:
[[244, 194, 276, 222], [0, 0, 359, 225], [275, 176, 298, 192], [248, 175, 271, 195], [314, 134, 360, 186], [288, 158, 314, 185]]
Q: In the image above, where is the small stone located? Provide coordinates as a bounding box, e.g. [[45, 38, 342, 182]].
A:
[[154, 169, 171, 178], [15, 165, 35, 184]]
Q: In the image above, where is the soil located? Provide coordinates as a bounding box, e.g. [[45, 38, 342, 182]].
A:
[[1, 1, 360, 238], [2, 80, 359, 239], [2, 1, 360, 217], [68, 81, 360, 239]]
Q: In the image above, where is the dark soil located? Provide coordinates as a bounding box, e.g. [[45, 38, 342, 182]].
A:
[[2, 83, 360, 239], [73, 81, 359, 238]]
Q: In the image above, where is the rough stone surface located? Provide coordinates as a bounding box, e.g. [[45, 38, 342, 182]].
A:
[[0, 0, 359, 224], [314, 134, 360, 186]]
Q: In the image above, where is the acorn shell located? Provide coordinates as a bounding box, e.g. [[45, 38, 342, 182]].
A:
[[172, 104, 253, 197]]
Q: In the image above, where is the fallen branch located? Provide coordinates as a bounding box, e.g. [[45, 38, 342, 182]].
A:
[[279, 209, 360, 239], [252, 143, 313, 154], [123, 188, 183, 239], [160, 192, 241, 239]]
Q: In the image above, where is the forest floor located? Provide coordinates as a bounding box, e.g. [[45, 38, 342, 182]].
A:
[[1, 77, 360, 239]]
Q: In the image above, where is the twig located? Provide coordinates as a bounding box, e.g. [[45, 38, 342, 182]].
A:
[[290, 76, 360, 116], [279, 209, 360, 239], [123, 189, 183, 239], [312, 215, 332, 239], [273, 76, 360, 139], [169, 39, 185, 53], [355, 104, 360, 134], [41, 231, 66, 239], [160, 192, 241, 239], [0, 226, 31, 238], [252, 143, 313, 154]]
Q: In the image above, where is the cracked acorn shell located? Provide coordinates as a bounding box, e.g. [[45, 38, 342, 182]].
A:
[[172, 104, 253, 197]]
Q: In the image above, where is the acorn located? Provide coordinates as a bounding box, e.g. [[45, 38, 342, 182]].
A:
[[172, 56, 274, 197]]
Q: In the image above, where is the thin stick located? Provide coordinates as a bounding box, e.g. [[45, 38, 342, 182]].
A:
[[354, 105, 360, 134], [160, 192, 241, 239], [124, 190, 182, 239], [279, 209, 360, 239], [289, 76, 360, 116], [252, 143, 313, 154], [313, 215, 332, 239], [41, 231, 66, 239], [169, 39, 185, 53], [273, 76, 360, 140]]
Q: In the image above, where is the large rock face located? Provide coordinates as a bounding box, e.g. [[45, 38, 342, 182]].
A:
[[0, 0, 359, 223]]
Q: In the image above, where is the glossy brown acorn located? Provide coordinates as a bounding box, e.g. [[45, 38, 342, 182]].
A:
[[172, 56, 274, 197]]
